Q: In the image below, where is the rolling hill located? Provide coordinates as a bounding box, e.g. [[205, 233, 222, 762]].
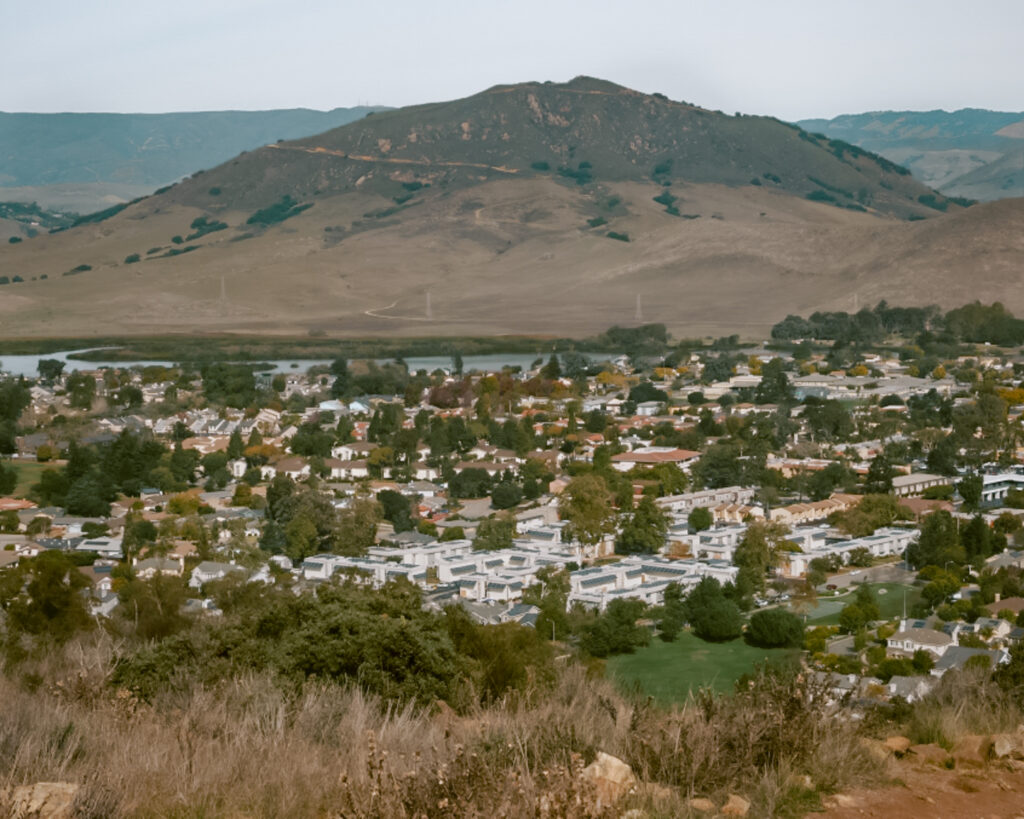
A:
[[0, 77, 1020, 340], [797, 109, 1024, 200], [0, 107, 386, 212]]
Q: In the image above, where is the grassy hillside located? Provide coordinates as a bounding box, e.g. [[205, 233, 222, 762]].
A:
[[0, 108, 388, 189], [2, 78, 1021, 340], [156, 76, 950, 219], [797, 108, 1024, 199]]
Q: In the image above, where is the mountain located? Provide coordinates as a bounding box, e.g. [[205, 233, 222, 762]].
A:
[[796, 109, 1024, 200], [0, 107, 386, 211], [1, 77, 1020, 340]]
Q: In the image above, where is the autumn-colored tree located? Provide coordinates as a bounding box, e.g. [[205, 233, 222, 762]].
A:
[[558, 473, 616, 546]]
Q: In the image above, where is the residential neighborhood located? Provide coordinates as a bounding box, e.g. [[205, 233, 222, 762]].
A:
[[5, 313, 1024, 704]]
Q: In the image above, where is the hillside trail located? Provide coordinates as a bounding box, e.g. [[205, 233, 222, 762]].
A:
[[267, 143, 518, 174], [815, 759, 1024, 818]]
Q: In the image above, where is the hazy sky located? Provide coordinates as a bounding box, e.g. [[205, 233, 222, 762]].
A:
[[4, 0, 1023, 119]]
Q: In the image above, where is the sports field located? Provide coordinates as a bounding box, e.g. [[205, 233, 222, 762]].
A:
[[606, 631, 798, 703]]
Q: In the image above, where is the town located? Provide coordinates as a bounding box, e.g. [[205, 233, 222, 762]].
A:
[[4, 304, 1024, 705]]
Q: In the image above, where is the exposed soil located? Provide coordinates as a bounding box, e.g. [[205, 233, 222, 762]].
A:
[[817, 759, 1024, 819]]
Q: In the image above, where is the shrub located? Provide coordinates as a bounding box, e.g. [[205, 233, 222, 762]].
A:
[[208, 187, 221, 196], [747, 609, 804, 648], [606, 231, 630, 242], [807, 190, 836, 203], [186, 216, 228, 241], [247, 196, 314, 227], [71, 202, 128, 226], [124, 253, 141, 264], [917, 193, 948, 212], [586, 216, 607, 228], [8, 236, 21, 244], [530, 161, 550, 171]]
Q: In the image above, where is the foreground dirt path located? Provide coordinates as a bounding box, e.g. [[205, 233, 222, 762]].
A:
[[816, 761, 1024, 818]]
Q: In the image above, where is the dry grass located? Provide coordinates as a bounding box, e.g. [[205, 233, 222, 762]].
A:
[[900, 668, 1024, 749], [0, 635, 888, 818]]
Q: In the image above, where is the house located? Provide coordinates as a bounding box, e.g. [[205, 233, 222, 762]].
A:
[[886, 675, 936, 702], [77, 536, 124, 559], [892, 472, 948, 498], [609, 448, 700, 472], [931, 646, 1008, 676], [134, 556, 185, 579], [189, 561, 249, 589], [887, 619, 953, 657]]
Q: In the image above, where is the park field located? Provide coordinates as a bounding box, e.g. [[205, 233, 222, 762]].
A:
[[606, 631, 798, 703], [8, 460, 47, 498], [803, 582, 921, 626]]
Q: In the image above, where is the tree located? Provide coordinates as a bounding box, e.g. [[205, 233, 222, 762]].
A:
[[558, 474, 616, 546], [473, 517, 515, 551], [0, 461, 16, 495], [2, 551, 93, 642], [616, 496, 668, 554], [333, 495, 381, 556], [579, 598, 650, 657], [746, 609, 804, 648], [864, 452, 894, 494], [66, 372, 96, 410], [958, 473, 983, 513], [227, 428, 245, 459], [657, 582, 686, 641], [833, 494, 900, 537], [491, 481, 523, 510], [450, 468, 493, 499], [906, 510, 965, 568], [378, 490, 414, 533], [732, 521, 789, 593], [37, 359, 65, 383], [685, 577, 743, 642], [754, 358, 792, 404], [116, 574, 190, 640], [688, 506, 713, 532], [540, 354, 561, 380]]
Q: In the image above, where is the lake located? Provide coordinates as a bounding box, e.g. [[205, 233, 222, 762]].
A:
[[0, 350, 620, 378]]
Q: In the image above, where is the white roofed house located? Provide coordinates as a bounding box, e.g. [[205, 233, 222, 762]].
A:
[[887, 619, 953, 658], [189, 561, 250, 589]]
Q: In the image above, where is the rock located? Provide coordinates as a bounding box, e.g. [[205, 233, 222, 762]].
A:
[[908, 743, 952, 766], [581, 752, 636, 808], [883, 735, 913, 755], [688, 797, 717, 814], [859, 737, 891, 763], [992, 733, 1024, 759], [951, 734, 993, 768], [10, 782, 79, 819], [721, 793, 751, 816]]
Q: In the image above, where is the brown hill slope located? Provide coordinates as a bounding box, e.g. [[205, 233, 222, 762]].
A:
[[154, 76, 948, 219], [0, 78, 1019, 340]]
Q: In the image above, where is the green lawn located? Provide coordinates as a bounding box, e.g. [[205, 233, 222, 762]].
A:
[[804, 582, 920, 626], [606, 631, 798, 703], [7, 461, 48, 498]]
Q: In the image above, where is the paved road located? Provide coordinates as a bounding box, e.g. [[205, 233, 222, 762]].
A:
[[826, 562, 915, 589]]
